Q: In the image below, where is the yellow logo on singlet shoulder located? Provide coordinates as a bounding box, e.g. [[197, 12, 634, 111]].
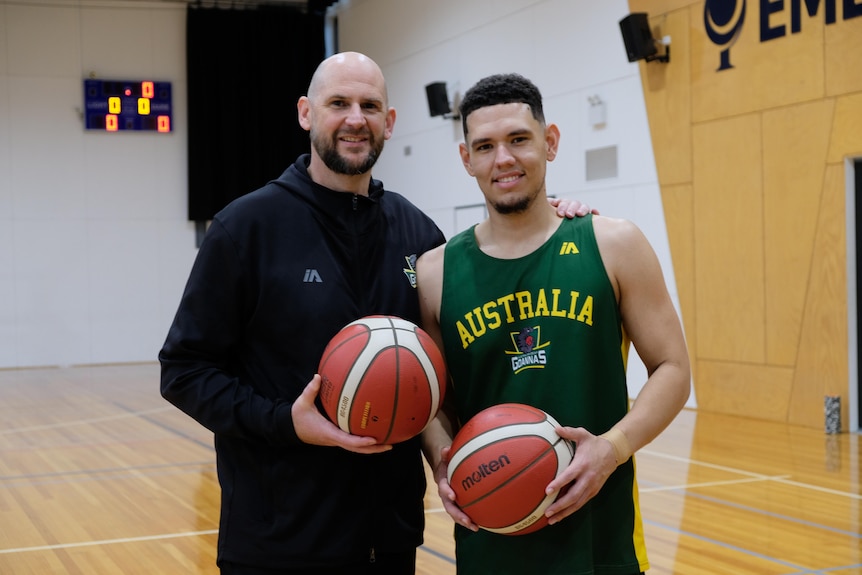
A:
[[559, 241, 579, 255]]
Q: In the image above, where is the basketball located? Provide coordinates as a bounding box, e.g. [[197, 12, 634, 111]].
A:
[[317, 315, 447, 444], [446, 403, 575, 535]]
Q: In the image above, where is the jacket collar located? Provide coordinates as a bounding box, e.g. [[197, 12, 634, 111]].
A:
[[291, 154, 384, 203]]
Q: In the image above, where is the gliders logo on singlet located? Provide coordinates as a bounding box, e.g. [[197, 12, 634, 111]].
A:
[[403, 254, 418, 288], [506, 325, 550, 374]]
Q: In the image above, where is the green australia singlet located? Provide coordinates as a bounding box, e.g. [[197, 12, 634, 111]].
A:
[[439, 215, 648, 575]]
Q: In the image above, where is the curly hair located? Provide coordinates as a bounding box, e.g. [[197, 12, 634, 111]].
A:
[[458, 73, 545, 136]]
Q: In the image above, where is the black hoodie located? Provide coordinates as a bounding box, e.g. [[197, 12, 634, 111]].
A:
[[159, 154, 446, 569]]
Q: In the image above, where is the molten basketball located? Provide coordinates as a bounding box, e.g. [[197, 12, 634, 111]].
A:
[[318, 315, 446, 444], [446, 403, 575, 535]]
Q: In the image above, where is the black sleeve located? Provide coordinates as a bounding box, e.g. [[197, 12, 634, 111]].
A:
[[158, 219, 301, 446]]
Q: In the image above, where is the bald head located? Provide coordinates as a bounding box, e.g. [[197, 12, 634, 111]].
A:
[[297, 51, 396, 192], [307, 51, 388, 106]]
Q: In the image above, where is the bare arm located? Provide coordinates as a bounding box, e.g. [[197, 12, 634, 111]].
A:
[[597, 216, 691, 449], [417, 244, 451, 471], [544, 216, 691, 523], [417, 245, 479, 531]]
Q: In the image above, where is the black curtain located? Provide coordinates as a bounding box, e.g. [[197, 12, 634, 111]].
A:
[[186, 5, 326, 222]]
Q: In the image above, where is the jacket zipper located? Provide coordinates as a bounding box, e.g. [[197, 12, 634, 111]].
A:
[[351, 193, 369, 314]]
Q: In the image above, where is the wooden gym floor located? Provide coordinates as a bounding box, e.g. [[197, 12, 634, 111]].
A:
[[0, 363, 859, 574]]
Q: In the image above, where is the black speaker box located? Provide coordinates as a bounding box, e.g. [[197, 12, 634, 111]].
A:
[[425, 82, 451, 117], [619, 13, 657, 62]]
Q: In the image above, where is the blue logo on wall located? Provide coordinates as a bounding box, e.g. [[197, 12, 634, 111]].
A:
[[704, 0, 746, 71], [704, 0, 862, 73]]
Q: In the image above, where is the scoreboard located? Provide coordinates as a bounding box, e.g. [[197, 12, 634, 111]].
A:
[[83, 79, 172, 132]]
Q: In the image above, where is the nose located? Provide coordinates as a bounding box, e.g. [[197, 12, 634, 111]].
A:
[[494, 144, 516, 166], [344, 103, 366, 128]]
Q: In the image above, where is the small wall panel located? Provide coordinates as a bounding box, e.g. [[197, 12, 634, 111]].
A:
[[693, 114, 764, 364], [696, 360, 793, 421], [762, 100, 834, 366], [827, 92, 862, 162], [789, 164, 848, 429], [825, 17, 862, 97]]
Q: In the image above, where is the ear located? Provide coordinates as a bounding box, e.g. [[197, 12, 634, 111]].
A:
[[545, 123, 561, 162], [297, 96, 311, 131], [459, 142, 475, 177], [383, 106, 397, 140]]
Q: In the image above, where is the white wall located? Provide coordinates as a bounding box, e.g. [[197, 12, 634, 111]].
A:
[[333, 0, 694, 406], [0, 0, 695, 407], [0, 0, 197, 368]]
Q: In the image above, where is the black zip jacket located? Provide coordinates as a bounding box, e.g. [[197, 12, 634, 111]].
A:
[[159, 154, 446, 569]]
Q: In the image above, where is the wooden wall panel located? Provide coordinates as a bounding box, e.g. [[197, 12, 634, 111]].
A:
[[825, 17, 862, 96], [641, 10, 692, 186], [762, 100, 834, 366], [827, 92, 862, 162], [789, 164, 848, 428], [661, 183, 698, 388], [692, 114, 764, 364], [689, 7, 825, 123], [696, 360, 793, 421], [630, 0, 861, 429]]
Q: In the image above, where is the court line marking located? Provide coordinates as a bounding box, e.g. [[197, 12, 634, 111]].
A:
[[0, 421, 855, 564], [0, 527, 454, 567], [5, 415, 854, 499], [773, 476, 862, 500], [640, 448, 862, 500], [129, 401, 216, 451], [0, 406, 175, 435], [418, 543, 456, 565], [641, 474, 792, 492], [0, 530, 218, 555], [673, 488, 862, 539], [0, 463, 217, 490], [0, 508, 453, 555], [644, 517, 827, 574]]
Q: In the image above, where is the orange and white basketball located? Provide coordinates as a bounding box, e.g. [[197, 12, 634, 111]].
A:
[[318, 315, 447, 444]]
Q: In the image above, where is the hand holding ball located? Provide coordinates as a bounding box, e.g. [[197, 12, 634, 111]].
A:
[[318, 315, 446, 444], [446, 403, 574, 535]]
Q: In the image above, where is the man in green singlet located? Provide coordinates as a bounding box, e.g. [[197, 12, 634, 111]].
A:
[[418, 73, 691, 575]]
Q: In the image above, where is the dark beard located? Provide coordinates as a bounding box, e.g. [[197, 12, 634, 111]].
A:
[[313, 131, 382, 176], [491, 195, 531, 215]]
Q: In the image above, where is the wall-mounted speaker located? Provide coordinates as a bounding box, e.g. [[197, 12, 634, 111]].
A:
[[425, 82, 451, 117], [619, 13, 658, 62]]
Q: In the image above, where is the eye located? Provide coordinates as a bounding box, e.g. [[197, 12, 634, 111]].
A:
[[363, 103, 387, 116]]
